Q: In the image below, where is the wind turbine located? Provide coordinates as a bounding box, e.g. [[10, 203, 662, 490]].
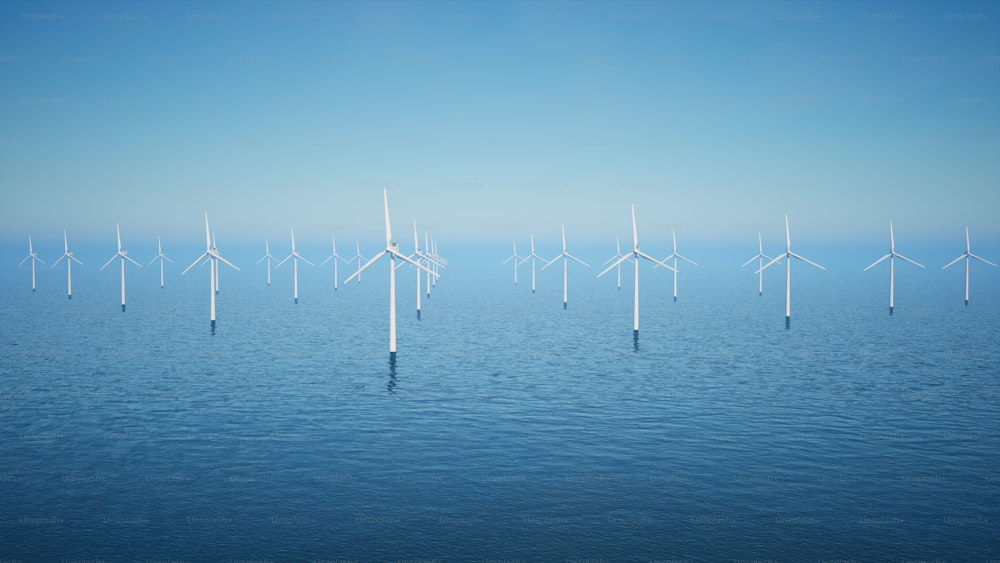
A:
[[396, 221, 439, 319], [51, 230, 83, 299], [518, 234, 547, 294], [758, 215, 825, 328], [319, 235, 350, 291], [863, 221, 924, 315], [351, 241, 366, 284], [276, 228, 314, 304], [148, 237, 173, 288], [542, 225, 590, 309], [502, 240, 523, 285], [741, 232, 779, 296], [601, 236, 630, 290], [658, 228, 698, 302], [597, 205, 674, 340], [18, 235, 45, 292], [343, 189, 435, 361], [99, 224, 142, 312], [943, 225, 997, 305], [256, 239, 278, 286], [181, 213, 239, 327]]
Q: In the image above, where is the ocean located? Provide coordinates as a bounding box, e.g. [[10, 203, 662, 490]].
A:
[[2, 244, 998, 561]]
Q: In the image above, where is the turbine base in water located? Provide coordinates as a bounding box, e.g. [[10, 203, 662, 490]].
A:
[[121, 304, 126, 312], [416, 310, 421, 320], [68, 295, 71, 300], [294, 298, 298, 304], [889, 306, 894, 316], [785, 316, 790, 330], [563, 302, 567, 310]]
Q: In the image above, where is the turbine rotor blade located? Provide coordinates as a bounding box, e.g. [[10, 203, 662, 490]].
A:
[[789, 251, 825, 270], [100, 255, 119, 271], [864, 254, 891, 271], [895, 253, 924, 268], [344, 251, 386, 284], [181, 253, 210, 275], [597, 254, 632, 277], [968, 253, 998, 267], [942, 254, 965, 270], [635, 250, 676, 271]]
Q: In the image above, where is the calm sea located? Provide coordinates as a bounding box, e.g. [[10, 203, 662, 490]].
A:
[[2, 247, 998, 561]]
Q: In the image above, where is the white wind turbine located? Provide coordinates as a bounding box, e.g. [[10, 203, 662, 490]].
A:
[[19, 235, 45, 292], [518, 234, 547, 294], [100, 224, 142, 312], [658, 228, 698, 302], [256, 239, 278, 286], [601, 236, 630, 290], [943, 225, 996, 306], [741, 232, 779, 296], [52, 230, 83, 299], [758, 215, 825, 328], [351, 241, 366, 284], [597, 205, 674, 339], [502, 239, 523, 285], [148, 237, 173, 288], [319, 235, 350, 291], [395, 221, 439, 319], [344, 189, 435, 360], [276, 228, 314, 304], [181, 213, 239, 327], [542, 225, 590, 309], [863, 221, 924, 315]]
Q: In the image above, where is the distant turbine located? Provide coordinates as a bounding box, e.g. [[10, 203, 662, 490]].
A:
[[424, 232, 432, 298], [597, 205, 674, 340], [518, 234, 547, 294], [18, 235, 45, 292], [148, 237, 173, 288], [51, 230, 83, 299], [352, 241, 366, 284], [276, 228, 314, 304], [758, 215, 825, 328], [741, 232, 779, 296], [501, 240, 523, 285], [863, 221, 924, 315], [601, 236, 630, 290], [319, 235, 350, 291], [430, 239, 445, 289], [943, 225, 997, 305], [542, 225, 590, 309], [181, 213, 239, 328], [344, 189, 435, 361], [99, 224, 142, 312], [395, 221, 439, 319], [256, 239, 278, 286], [658, 228, 698, 302]]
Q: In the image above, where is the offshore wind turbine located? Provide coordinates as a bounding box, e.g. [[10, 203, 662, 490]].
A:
[[319, 235, 350, 291], [758, 215, 825, 328], [396, 221, 439, 319], [181, 213, 239, 327], [256, 239, 278, 286], [502, 240, 523, 285], [99, 224, 142, 312], [19, 235, 45, 292], [863, 221, 924, 315], [51, 230, 83, 299], [542, 225, 590, 309], [741, 232, 779, 296], [943, 225, 997, 305], [518, 234, 547, 293], [344, 189, 435, 361], [276, 228, 314, 304], [148, 237, 173, 288], [658, 228, 698, 302], [601, 236, 630, 290], [597, 205, 674, 340], [351, 241, 366, 284]]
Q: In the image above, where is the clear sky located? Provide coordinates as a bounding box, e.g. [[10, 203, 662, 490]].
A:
[[1, 0, 998, 253]]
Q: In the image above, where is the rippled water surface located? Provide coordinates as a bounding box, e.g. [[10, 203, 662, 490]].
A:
[[2, 260, 998, 561]]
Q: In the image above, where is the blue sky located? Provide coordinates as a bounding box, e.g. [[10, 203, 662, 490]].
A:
[[1, 0, 998, 257]]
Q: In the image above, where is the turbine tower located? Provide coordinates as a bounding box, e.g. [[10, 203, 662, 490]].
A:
[[518, 234, 546, 294], [502, 240, 523, 285], [344, 189, 435, 361], [319, 235, 350, 291], [542, 225, 590, 309], [597, 205, 674, 341], [863, 221, 924, 315], [256, 239, 278, 286], [181, 213, 239, 328], [19, 235, 45, 292], [601, 236, 630, 290], [148, 237, 173, 288], [351, 241, 366, 284], [100, 224, 142, 311], [276, 228, 314, 304], [943, 226, 997, 305], [741, 232, 779, 296], [52, 230, 83, 299], [659, 228, 698, 302], [758, 215, 825, 328]]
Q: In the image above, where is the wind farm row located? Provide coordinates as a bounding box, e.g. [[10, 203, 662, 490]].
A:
[[13, 195, 998, 357]]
